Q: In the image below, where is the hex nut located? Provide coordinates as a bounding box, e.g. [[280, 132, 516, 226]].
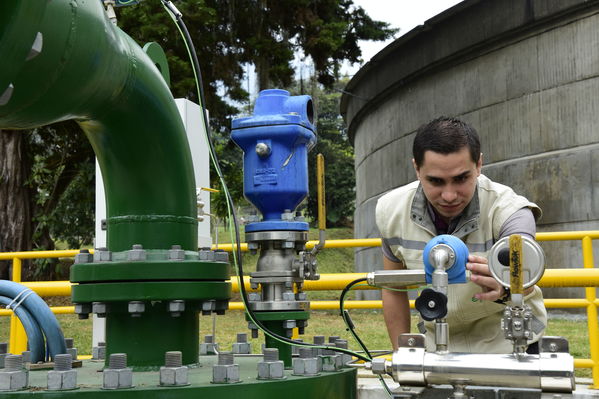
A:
[[199, 343, 219, 355], [128, 301, 145, 316], [92, 302, 107, 317], [212, 364, 240, 383], [232, 342, 251, 354], [282, 292, 296, 301], [292, 357, 319, 376], [0, 370, 28, 391], [127, 245, 146, 261], [198, 250, 215, 261], [93, 249, 112, 262], [320, 355, 341, 372], [282, 320, 296, 329], [214, 251, 229, 262], [257, 360, 285, 379], [103, 368, 133, 389], [74, 250, 93, 264], [92, 345, 106, 361], [159, 366, 189, 386], [370, 358, 388, 375], [248, 292, 261, 302], [168, 300, 185, 316], [47, 369, 77, 390]]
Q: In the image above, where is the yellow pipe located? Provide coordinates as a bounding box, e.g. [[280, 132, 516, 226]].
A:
[[9, 258, 27, 355], [316, 153, 326, 231], [582, 236, 599, 388], [575, 359, 596, 369], [0, 249, 92, 260], [536, 231, 599, 241]]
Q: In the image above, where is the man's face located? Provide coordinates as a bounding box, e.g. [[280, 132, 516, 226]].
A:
[[413, 147, 482, 222]]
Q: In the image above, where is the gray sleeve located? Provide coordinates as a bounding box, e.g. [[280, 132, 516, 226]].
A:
[[381, 238, 403, 263], [498, 207, 536, 239]]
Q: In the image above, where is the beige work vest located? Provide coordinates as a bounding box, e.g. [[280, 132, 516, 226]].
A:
[[376, 174, 547, 353]]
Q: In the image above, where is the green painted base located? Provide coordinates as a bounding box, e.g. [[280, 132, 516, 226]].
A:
[[2, 357, 357, 399]]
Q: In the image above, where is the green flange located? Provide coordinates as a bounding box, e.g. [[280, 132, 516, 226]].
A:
[[70, 260, 230, 282], [72, 281, 231, 303]]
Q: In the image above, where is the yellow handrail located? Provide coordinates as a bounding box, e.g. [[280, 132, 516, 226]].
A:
[[1, 230, 599, 387]]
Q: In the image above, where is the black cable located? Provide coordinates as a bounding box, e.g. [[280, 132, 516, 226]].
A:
[[161, 0, 370, 363], [339, 278, 372, 358]]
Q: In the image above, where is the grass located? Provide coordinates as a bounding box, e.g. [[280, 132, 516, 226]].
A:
[[0, 226, 594, 379]]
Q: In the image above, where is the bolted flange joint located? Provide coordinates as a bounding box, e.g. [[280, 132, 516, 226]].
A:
[[212, 352, 240, 384], [103, 354, 133, 390], [159, 351, 189, 386], [47, 354, 77, 391], [0, 355, 28, 392]]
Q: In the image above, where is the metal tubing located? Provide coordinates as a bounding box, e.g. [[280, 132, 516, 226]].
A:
[[582, 236, 599, 387]]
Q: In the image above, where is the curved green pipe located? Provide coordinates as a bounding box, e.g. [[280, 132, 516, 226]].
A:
[[0, 0, 197, 251]]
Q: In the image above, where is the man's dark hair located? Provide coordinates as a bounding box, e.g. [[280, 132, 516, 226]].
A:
[[412, 116, 481, 168]]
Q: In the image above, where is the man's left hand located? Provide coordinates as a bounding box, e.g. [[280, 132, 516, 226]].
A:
[[466, 254, 505, 301]]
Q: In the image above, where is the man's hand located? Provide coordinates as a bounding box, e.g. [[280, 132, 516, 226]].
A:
[[466, 254, 506, 301]]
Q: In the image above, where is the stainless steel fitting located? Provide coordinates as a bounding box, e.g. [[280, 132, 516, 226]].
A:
[[232, 333, 251, 354], [128, 301, 145, 317], [292, 347, 320, 376], [47, 353, 77, 391], [257, 348, 285, 380], [92, 342, 106, 361], [199, 334, 219, 355], [212, 351, 240, 384], [0, 354, 28, 391], [65, 338, 78, 360], [369, 357, 391, 375], [159, 351, 189, 386], [103, 353, 133, 390]]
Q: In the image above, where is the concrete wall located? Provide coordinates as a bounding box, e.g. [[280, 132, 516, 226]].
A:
[[341, 0, 599, 300]]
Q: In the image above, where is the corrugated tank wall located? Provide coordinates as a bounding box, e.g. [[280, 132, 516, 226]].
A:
[[341, 0, 599, 302]]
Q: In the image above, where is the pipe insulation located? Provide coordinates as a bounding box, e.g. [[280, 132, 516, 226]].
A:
[[0, 280, 66, 360], [0, 0, 198, 252]]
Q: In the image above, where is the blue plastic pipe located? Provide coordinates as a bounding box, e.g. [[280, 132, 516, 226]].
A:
[[0, 280, 66, 359], [0, 295, 45, 362]]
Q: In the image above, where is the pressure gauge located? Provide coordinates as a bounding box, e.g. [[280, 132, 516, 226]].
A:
[[488, 235, 545, 288]]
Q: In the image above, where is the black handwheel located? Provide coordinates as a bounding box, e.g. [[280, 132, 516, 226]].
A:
[[415, 288, 448, 321]]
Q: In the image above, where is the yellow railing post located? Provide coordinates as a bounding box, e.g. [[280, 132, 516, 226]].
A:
[[8, 257, 28, 355], [582, 236, 599, 388]]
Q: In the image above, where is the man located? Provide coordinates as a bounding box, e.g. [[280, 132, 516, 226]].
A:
[[376, 117, 546, 353]]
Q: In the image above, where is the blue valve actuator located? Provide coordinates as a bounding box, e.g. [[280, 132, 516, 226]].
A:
[[423, 235, 468, 284], [231, 89, 316, 233]]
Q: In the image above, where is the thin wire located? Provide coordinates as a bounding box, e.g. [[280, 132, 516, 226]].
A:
[[160, 0, 371, 363]]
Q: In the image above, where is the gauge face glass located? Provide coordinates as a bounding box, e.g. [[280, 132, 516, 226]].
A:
[[488, 236, 545, 289]]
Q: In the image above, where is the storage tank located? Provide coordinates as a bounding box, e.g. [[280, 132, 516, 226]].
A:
[[341, 0, 599, 301]]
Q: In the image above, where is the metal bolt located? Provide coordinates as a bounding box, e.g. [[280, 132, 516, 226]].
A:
[[165, 351, 182, 368], [21, 351, 31, 364], [236, 333, 248, 343], [5, 355, 23, 371], [65, 338, 74, 349], [109, 353, 127, 370], [93, 248, 112, 262], [549, 343, 558, 353], [169, 245, 185, 261], [74, 249, 93, 264], [168, 300, 185, 317], [127, 244, 146, 261], [282, 291, 296, 301], [0, 343, 7, 354], [313, 335, 325, 345], [428, 300, 436, 308], [218, 352, 234, 365], [128, 301, 145, 317], [92, 302, 107, 317], [74, 303, 91, 319], [263, 348, 279, 362], [255, 142, 271, 157], [54, 354, 72, 371], [258, 348, 284, 380]]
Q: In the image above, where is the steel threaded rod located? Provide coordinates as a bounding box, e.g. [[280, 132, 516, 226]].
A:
[[165, 351, 182, 367], [236, 333, 247, 343], [313, 335, 325, 345], [5, 354, 23, 371], [109, 353, 127, 369], [98, 342, 106, 347], [335, 339, 348, 349], [65, 338, 74, 349], [54, 354, 72, 371], [217, 351, 234, 365], [298, 347, 314, 359], [0, 342, 7, 354], [204, 335, 214, 344], [263, 348, 279, 362], [328, 336, 340, 343]]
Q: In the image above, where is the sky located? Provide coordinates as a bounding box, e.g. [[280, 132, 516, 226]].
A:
[[340, 0, 463, 76]]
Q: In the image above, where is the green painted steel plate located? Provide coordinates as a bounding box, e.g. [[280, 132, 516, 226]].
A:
[[4, 357, 357, 398], [71, 260, 230, 283], [72, 281, 231, 303]]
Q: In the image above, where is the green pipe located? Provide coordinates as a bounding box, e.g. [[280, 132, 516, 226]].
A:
[[0, 0, 197, 252]]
